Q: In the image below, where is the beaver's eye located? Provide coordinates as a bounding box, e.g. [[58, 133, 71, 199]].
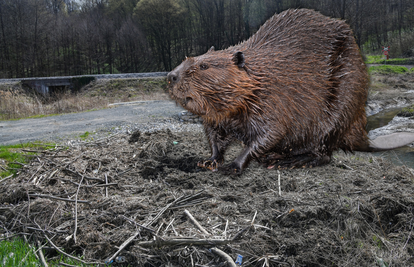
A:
[[199, 64, 209, 70]]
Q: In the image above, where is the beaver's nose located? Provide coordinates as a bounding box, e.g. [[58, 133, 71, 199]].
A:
[[167, 71, 179, 85]]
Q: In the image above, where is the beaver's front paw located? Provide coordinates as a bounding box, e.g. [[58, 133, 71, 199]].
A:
[[197, 158, 222, 171]]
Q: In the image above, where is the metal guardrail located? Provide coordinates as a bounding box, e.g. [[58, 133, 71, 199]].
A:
[[0, 72, 169, 84]]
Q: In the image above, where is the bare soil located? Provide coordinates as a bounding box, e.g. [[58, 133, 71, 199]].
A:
[[1, 72, 414, 266]]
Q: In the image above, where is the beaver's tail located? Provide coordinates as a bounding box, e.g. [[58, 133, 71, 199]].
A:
[[359, 132, 414, 152]]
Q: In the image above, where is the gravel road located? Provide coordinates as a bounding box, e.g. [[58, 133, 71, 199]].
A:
[[0, 100, 203, 146]]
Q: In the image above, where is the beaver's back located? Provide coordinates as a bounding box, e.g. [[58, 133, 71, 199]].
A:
[[225, 9, 369, 154]]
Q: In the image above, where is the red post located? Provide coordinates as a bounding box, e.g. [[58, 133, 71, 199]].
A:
[[382, 46, 390, 60]]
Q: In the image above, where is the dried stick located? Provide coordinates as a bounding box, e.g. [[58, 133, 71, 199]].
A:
[[121, 215, 156, 234], [63, 168, 105, 183], [0, 174, 13, 183], [164, 218, 175, 236], [37, 241, 48, 267], [106, 195, 185, 263], [59, 262, 78, 267], [210, 247, 237, 267], [184, 209, 210, 236], [105, 173, 108, 198], [251, 210, 257, 225], [28, 194, 90, 204], [60, 178, 117, 188], [224, 220, 229, 238], [44, 235, 101, 265], [74, 175, 84, 244], [277, 170, 281, 196], [138, 238, 232, 247]]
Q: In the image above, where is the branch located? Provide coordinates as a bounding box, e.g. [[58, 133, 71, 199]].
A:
[[137, 238, 232, 248], [184, 209, 210, 236], [210, 247, 237, 267], [28, 194, 90, 204], [44, 235, 102, 265]]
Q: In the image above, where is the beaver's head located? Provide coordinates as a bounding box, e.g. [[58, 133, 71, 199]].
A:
[[167, 47, 262, 123]]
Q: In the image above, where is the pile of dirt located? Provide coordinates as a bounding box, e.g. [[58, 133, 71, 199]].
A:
[[1, 129, 414, 266]]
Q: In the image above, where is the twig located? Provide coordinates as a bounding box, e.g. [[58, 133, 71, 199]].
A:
[[231, 225, 251, 241], [44, 235, 101, 265], [116, 168, 132, 177], [210, 247, 237, 267], [184, 209, 210, 236], [224, 220, 229, 238], [105, 173, 108, 198], [251, 210, 257, 225], [121, 215, 156, 233], [63, 168, 105, 183], [37, 241, 48, 267], [106, 194, 185, 263], [59, 262, 78, 267], [0, 174, 13, 183], [164, 218, 175, 236], [28, 194, 90, 204], [277, 170, 281, 196], [60, 178, 117, 188], [28, 162, 45, 183], [74, 175, 84, 244], [138, 238, 232, 247]]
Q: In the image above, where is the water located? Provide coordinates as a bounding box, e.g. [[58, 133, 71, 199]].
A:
[[367, 108, 414, 169], [366, 108, 401, 131]]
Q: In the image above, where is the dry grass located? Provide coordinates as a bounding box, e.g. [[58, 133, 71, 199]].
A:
[[0, 77, 169, 121]]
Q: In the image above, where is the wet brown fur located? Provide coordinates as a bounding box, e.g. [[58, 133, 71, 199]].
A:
[[168, 9, 370, 173]]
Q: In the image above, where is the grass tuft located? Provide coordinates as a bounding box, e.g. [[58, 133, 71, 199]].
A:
[[0, 143, 55, 178], [368, 65, 409, 75], [0, 238, 39, 267], [365, 55, 414, 65]]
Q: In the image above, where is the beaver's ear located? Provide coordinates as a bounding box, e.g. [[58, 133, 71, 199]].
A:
[[233, 51, 245, 68], [208, 46, 215, 52]]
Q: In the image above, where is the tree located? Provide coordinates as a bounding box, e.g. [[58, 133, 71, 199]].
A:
[[134, 0, 187, 70]]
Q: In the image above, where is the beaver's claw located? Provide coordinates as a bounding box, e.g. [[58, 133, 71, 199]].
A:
[[197, 159, 221, 171]]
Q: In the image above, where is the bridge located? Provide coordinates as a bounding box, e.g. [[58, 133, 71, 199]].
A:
[[0, 72, 168, 97]]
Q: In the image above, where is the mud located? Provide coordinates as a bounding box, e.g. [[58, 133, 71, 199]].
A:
[[1, 129, 414, 266]]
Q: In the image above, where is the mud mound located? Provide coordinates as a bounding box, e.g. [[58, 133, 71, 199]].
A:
[[1, 130, 414, 266]]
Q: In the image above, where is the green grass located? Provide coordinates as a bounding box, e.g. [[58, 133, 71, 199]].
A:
[[79, 131, 90, 140], [368, 65, 409, 75], [365, 55, 385, 64], [0, 237, 39, 267], [0, 143, 55, 178], [0, 237, 97, 267], [365, 55, 414, 65], [3, 114, 59, 121]]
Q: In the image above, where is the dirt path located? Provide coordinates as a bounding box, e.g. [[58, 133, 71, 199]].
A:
[[0, 100, 185, 145]]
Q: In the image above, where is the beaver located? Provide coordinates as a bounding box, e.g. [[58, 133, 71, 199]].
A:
[[167, 9, 414, 174]]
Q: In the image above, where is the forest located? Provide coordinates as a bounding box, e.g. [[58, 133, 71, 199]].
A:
[[0, 0, 413, 78]]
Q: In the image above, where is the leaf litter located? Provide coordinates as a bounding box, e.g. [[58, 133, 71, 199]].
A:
[[1, 128, 414, 266]]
